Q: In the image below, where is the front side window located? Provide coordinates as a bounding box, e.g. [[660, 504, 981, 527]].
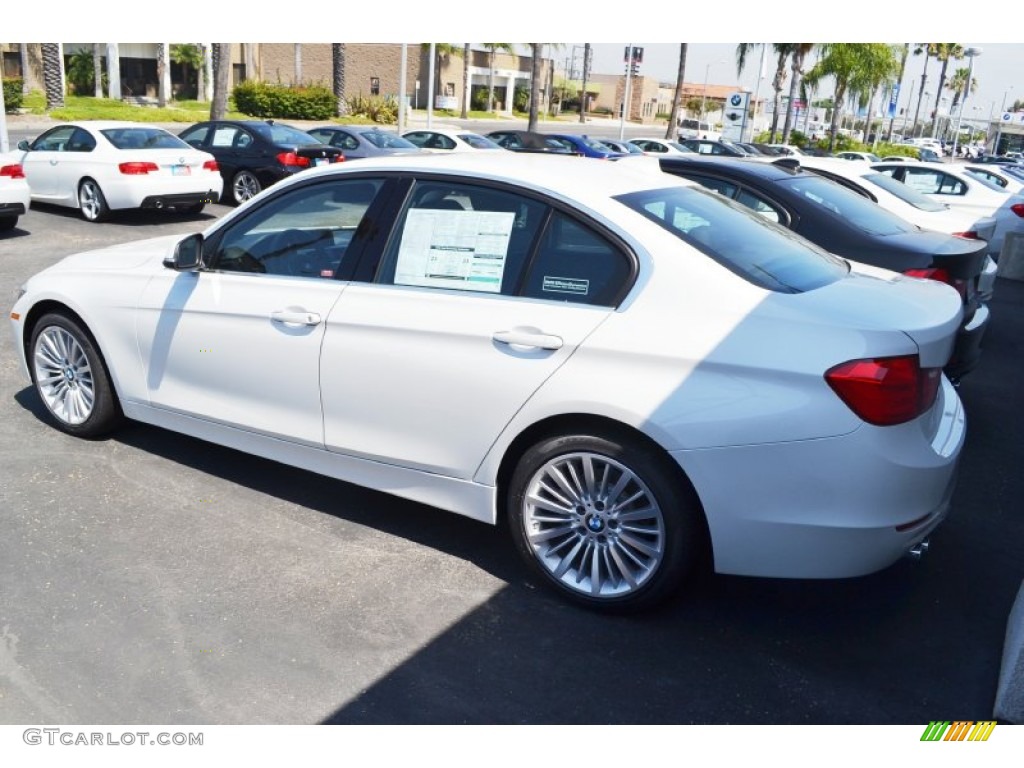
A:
[[616, 185, 847, 293], [361, 131, 418, 150], [862, 172, 947, 211], [778, 174, 918, 235], [210, 179, 383, 278], [32, 125, 77, 152]]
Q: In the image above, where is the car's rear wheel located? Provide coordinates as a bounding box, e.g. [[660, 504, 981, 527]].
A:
[[177, 202, 206, 215], [78, 178, 109, 222], [30, 312, 123, 438], [231, 170, 261, 205], [0, 215, 17, 232], [507, 432, 702, 612]]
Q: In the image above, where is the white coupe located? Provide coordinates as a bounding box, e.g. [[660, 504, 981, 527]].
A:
[[10, 153, 966, 611], [0, 152, 31, 231], [16, 121, 221, 222]]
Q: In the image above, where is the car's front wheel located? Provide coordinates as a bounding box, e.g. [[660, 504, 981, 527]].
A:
[[29, 312, 123, 437], [507, 432, 703, 612], [78, 178, 108, 222], [231, 170, 261, 205]]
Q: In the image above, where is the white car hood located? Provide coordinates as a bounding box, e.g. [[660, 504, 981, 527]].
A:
[[48, 234, 183, 273]]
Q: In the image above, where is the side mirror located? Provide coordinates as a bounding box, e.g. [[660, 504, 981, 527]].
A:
[[17, 139, 30, 151], [164, 232, 204, 271]]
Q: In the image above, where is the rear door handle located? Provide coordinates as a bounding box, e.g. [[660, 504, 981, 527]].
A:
[[493, 329, 563, 350], [270, 309, 322, 326]]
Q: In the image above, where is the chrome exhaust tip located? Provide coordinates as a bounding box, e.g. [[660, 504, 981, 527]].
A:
[[906, 538, 931, 561]]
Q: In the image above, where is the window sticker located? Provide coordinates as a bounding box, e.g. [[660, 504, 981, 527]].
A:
[[212, 127, 236, 147], [542, 276, 590, 295], [394, 209, 515, 293]]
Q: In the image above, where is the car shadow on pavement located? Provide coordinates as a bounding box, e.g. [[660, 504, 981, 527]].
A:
[[27, 201, 220, 228]]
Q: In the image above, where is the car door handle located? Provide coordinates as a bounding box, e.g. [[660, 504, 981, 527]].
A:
[[270, 309, 322, 326], [493, 328, 563, 350]]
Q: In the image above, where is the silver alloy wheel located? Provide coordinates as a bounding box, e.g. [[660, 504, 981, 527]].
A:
[[33, 326, 96, 426], [520, 451, 666, 599], [78, 180, 104, 221], [233, 171, 261, 203]]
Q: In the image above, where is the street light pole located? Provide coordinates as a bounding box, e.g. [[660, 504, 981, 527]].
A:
[[951, 47, 981, 159], [699, 60, 723, 136]]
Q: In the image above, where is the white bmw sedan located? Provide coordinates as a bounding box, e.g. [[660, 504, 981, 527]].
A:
[[9, 153, 967, 611], [16, 121, 221, 222]]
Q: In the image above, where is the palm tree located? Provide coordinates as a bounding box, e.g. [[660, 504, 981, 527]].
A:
[[781, 44, 815, 144], [210, 43, 230, 120], [460, 43, 471, 119], [483, 43, 514, 112], [849, 45, 901, 144], [171, 44, 203, 100], [92, 43, 103, 98], [804, 44, 896, 152], [19, 44, 29, 95], [156, 44, 168, 108], [946, 66, 977, 111], [40, 43, 64, 110], [737, 44, 794, 142], [332, 44, 347, 117], [929, 44, 964, 137], [527, 44, 542, 131], [665, 44, 688, 140]]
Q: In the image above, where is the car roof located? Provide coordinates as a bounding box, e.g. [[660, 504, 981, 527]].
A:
[[660, 156, 801, 182]]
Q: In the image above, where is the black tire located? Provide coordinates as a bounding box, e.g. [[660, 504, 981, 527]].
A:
[[231, 170, 261, 205], [177, 202, 206, 215], [78, 178, 109, 223], [0, 216, 17, 232], [29, 312, 123, 438], [507, 431, 703, 612]]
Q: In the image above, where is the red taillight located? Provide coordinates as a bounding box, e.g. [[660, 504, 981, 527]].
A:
[[951, 230, 980, 239], [332, 154, 345, 163], [0, 163, 26, 179], [118, 161, 159, 175], [904, 267, 967, 300], [276, 151, 310, 168], [1011, 203, 1024, 218], [825, 355, 941, 426], [203, 159, 219, 172]]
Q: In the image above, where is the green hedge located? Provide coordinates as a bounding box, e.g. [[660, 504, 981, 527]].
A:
[[3, 78, 24, 112], [232, 81, 335, 121]]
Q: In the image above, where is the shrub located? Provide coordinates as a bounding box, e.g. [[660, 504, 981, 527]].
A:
[[232, 81, 335, 121], [345, 94, 398, 124], [3, 78, 23, 112]]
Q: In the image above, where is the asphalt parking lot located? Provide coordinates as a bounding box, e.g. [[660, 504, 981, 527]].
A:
[[1, 190, 1022, 726]]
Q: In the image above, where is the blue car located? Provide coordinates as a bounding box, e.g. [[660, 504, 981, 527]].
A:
[[548, 134, 626, 159]]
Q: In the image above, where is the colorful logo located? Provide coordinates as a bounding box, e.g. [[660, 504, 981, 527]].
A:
[[920, 721, 997, 741]]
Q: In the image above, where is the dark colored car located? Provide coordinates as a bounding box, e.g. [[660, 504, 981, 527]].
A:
[[486, 130, 580, 155], [179, 120, 344, 205], [547, 134, 625, 159], [659, 156, 990, 381], [597, 138, 645, 156]]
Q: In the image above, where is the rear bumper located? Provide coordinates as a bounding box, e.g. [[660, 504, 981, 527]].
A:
[[0, 202, 26, 217], [139, 191, 219, 209], [673, 377, 965, 579], [946, 302, 990, 380]]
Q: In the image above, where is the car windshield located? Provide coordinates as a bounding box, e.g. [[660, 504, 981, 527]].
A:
[[615, 185, 848, 293], [361, 131, 418, 149], [101, 127, 190, 150], [667, 142, 695, 153], [861, 172, 947, 212], [457, 133, 502, 149], [257, 123, 322, 146], [577, 136, 614, 151], [777, 174, 919, 236]]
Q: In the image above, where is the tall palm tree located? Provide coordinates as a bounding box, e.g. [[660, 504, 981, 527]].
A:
[[579, 42, 591, 124], [781, 43, 815, 143], [332, 43, 347, 117], [92, 43, 103, 98], [665, 44, 688, 140], [805, 43, 895, 152], [19, 44, 29, 94], [460, 44, 471, 119], [528, 44, 542, 131], [483, 43, 514, 113], [40, 43, 64, 110], [946, 66, 977, 111], [737, 44, 794, 142], [849, 45, 900, 144], [911, 43, 934, 137], [156, 44, 168, 107], [210, 43, 230, 120], [929, 44, 964, 137], [171, 44, 203, 100]]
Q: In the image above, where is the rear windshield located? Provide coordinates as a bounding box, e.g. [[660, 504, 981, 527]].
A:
[[457, 133, 502, 149], [361, 131, 418, 149], [615, 185, 848, 293], [101, 128, 190, 150], [777, 174, 920, 236], [256, 123, 321, 146]]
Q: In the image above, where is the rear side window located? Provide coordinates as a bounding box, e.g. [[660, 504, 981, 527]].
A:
[[616, 185, 847, 293]]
